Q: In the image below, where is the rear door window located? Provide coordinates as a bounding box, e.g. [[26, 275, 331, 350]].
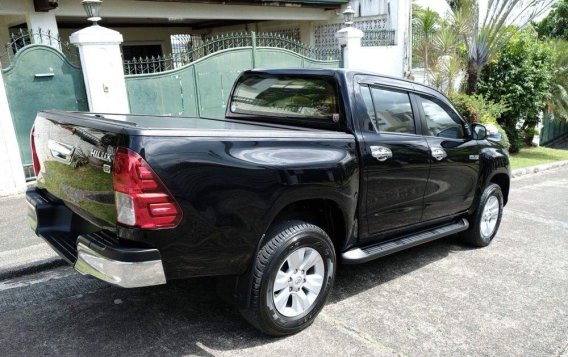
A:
[[363, 86, 417, 134]]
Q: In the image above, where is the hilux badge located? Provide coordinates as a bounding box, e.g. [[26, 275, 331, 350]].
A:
[[91, 148, 112, 162]]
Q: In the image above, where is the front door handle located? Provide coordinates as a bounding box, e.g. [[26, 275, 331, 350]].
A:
[[431, 147, 447, 161], [370, 146, 392, 162]]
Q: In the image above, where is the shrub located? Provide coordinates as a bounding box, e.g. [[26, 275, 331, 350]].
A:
[[449, 93, 508, 124], [449, 93, 511, 149]]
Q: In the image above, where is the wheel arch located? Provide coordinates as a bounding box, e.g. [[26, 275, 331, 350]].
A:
[[266, 198, 350, 253], [489, 172, 510, 205]]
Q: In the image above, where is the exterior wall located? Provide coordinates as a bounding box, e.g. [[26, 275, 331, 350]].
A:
[[352, 0, 389, 16], [1, 0, 331, 21], [344, 0, 411, 78], [359, 45, 403, 76], [60, 27, 196, 55]]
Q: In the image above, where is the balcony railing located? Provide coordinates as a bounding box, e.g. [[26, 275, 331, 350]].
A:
[[362, 29, 396, 47]]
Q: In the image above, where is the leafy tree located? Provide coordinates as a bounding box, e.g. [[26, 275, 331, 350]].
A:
[[545, 39, 568, 121], [478, 29, 554, 152], [537, 0, 568, 40]]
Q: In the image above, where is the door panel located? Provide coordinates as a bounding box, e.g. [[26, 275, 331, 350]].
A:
[[415, 94, 480, 221], [364, 134, 431, 236], [356, 84, 430, 241]]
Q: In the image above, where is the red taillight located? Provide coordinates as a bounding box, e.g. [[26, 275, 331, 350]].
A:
[[113, 147, 182, 229], [30, 125, 40, 176]]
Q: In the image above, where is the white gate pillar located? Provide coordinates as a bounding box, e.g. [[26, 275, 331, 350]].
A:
[[70, 25, 130, 113], [336, 26, 364, 70], [0, 69, 27, 196], [26, 10, 60, 48]]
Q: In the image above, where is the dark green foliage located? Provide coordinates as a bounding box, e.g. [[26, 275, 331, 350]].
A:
[[537, 0, 568, 40], [478, 29, 554, 152]]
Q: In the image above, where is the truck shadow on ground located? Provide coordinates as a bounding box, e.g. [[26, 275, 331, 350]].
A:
[[0, 236, 475, 357]]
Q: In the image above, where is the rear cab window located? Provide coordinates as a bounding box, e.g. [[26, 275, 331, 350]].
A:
[[228, 74, 342, 129]]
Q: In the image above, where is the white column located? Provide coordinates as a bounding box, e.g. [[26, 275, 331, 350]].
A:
[[70, 25, 130, 114], [336, 26, 364, 70], [0, 69, 27, 196], [26, 10, 60, 48]]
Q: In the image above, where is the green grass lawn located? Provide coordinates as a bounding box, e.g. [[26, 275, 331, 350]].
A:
[[509, 146, 568, 169]]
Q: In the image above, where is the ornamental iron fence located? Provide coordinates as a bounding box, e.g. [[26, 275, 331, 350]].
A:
[[314, 15, 391, 50], [362, 29, 396, 47], [0, 28, 80, 68], [124, 31, 340, 75]]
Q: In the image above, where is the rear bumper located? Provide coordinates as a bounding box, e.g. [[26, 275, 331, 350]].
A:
[[26, 188, 166, 288]]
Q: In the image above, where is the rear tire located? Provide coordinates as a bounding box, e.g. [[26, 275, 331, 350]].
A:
[[239, 220, 336, 336], [460, 183, 504, 247]]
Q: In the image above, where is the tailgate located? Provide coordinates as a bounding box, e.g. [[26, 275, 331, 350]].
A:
[[33, 113, 120, 229]]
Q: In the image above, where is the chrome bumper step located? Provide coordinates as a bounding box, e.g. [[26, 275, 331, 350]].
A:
[[342, 218, 469, 264]]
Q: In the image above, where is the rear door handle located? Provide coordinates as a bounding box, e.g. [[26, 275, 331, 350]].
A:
[[370, 146, 392, 162], [48, 140, 75, 165], [431, 147, 447, 161]]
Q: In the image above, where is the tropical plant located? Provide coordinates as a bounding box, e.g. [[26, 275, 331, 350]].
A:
[[447, 0, 555, 94], [412, 6, 465, 94], [413, 7, 441, 84]]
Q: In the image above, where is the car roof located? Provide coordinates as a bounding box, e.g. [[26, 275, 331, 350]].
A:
[[243, 68, 450, 103]]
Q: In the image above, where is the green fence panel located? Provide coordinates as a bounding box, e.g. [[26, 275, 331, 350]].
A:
[[195, 48, 253, 119], [1, 45, 88, 168], [125, 67, 198, 117], [255, 48, 304, 68]]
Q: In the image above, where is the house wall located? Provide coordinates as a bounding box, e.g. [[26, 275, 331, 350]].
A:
[[59, 27, 196, 55], [359, 45, 403, 76]]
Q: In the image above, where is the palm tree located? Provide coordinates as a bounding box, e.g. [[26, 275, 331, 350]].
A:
[[448, 0, 556, 94], [413, 7, 440, 85]]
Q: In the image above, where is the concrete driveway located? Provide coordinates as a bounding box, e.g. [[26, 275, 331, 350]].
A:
[[0, 167, 566, 356]]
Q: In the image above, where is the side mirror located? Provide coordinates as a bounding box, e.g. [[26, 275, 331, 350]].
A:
[[472, 124, 488, 140]]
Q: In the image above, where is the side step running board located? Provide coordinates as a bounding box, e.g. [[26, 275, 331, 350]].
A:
[[342, 218, 469, 264]]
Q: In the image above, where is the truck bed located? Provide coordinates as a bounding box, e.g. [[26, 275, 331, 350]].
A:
[[41, 110, 351, 139]]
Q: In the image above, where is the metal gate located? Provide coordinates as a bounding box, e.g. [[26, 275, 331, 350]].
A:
[[1, 30, 88, 177], [541, 113, 568, 145], [124, 32, 341, 119]]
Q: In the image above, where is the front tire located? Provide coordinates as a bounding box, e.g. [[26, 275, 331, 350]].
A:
[[240, 220, 336, 336], [461, 183, 504, 247]]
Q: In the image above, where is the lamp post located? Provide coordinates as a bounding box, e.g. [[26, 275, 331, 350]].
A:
[[342, 5, 355, 27], [336, 4, 363, 69], [81, 0, 103, 25]]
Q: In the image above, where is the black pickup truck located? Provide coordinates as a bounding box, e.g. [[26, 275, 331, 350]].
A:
[[27, 68, 510, 336]]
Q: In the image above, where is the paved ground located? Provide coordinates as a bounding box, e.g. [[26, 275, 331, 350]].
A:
[[0, 167, 567, 356], [0, 194, 59, 275]]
